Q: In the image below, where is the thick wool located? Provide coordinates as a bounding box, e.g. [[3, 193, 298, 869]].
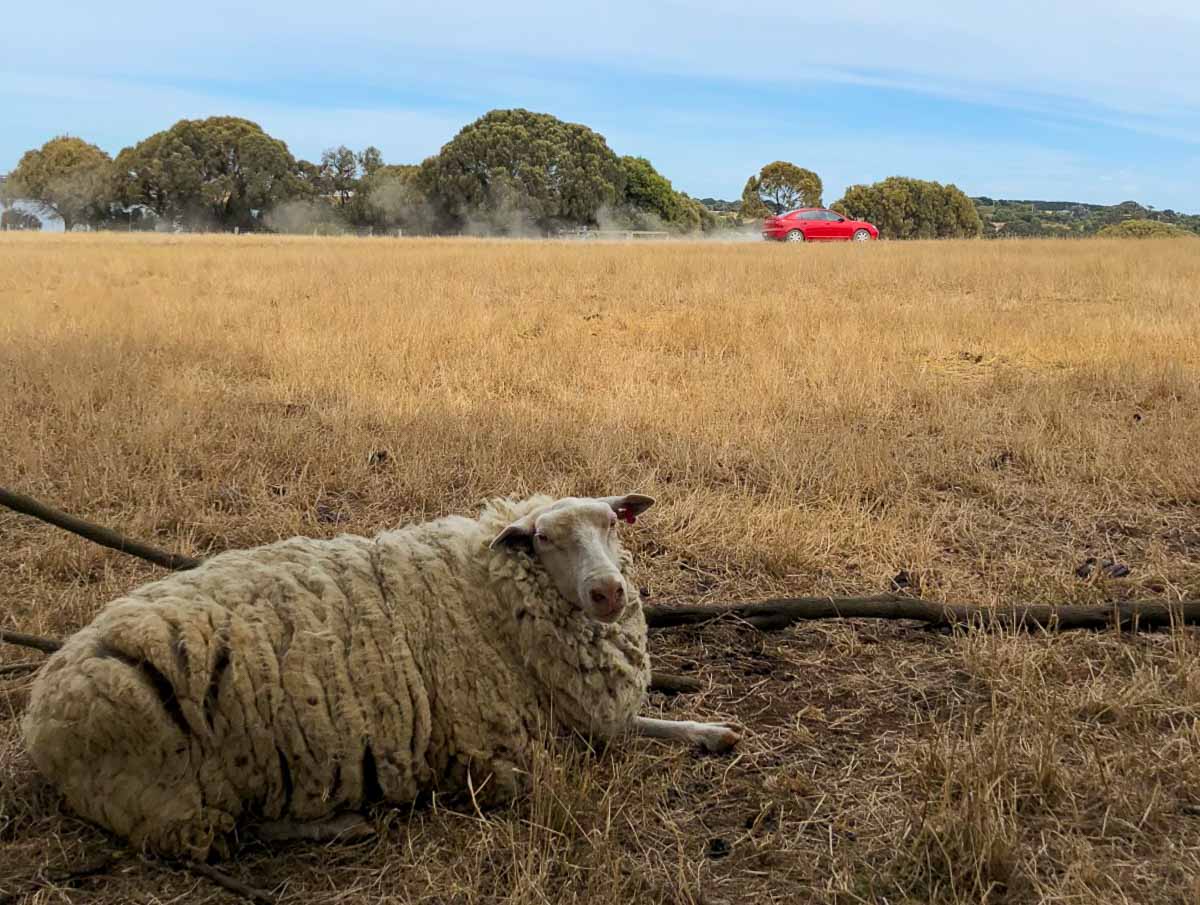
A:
[[21, 496, 650, 859]]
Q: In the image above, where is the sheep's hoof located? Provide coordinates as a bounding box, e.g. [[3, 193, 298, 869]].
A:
[[252, 812, 376, 844], [696, 722, 742, 753]]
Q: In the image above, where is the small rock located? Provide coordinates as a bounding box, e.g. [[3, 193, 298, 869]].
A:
[[1074, 557, 1131, 579]]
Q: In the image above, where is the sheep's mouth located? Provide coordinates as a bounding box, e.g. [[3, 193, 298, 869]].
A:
[[590, 602, 626, 623]]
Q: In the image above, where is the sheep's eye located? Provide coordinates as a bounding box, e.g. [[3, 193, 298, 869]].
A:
[[534, 532, 549, 544]]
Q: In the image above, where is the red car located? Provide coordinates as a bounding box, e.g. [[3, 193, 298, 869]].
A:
[[762, 208, 878, 242]]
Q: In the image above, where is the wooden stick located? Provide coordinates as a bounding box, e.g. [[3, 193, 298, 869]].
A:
[[643, 595, 1200, 633], [6, 488, 1200, 647], [0, 661, 43, 677], [180, 862, 277, 905], [0, 629, 62, 654], [648, 671, 704, 695], [0, 486, 202, 572]]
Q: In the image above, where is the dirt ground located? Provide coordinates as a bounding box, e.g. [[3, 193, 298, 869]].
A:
[[2, 234, 1200, 903]]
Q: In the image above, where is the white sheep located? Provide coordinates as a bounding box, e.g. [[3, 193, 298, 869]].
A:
[[21, 493, 739, 859]]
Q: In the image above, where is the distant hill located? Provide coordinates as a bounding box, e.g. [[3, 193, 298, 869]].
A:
[[971, 197, 1199, 237], [697, 197, 741, 213]]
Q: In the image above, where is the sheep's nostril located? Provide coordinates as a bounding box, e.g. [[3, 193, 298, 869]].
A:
[[590, 589, 608, 606], [614, 585, 625, 600]]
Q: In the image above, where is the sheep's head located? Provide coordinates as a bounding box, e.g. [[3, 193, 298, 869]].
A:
[[490, 494, 655, 622]]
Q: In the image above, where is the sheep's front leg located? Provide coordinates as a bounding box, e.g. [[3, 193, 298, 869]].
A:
[[250, 812, 376, 844], [633, 716, 741, 753]]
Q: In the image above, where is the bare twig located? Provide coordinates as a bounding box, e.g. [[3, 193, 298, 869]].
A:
[[0, 629, 62, 654], [0, 853, 122, 904], [0, 660, 43, 677], [44, 853, 122, 885], [179, 862, 277, 904], [649, 671, 704, 695], [0, 486, 202, 571], [643, 595, 1200, 633]]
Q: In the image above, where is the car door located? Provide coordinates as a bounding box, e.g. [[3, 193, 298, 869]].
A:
[[805, 210, 835, 240], [825, 211, 855, 240], [793, 210, 822, 239]]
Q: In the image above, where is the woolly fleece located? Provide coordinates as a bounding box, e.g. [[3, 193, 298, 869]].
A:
[[21, 495, 651, 859]]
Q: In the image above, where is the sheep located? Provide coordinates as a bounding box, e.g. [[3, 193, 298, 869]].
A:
[[20, 492, 740, 860]]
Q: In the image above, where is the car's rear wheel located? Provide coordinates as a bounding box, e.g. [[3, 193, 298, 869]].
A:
[[852, 229, 871, 241], [785, 229, 804, 242]]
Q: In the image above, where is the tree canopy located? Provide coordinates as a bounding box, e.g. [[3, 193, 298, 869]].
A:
[[739, 176, 771, 222], [418, 109, 625, 232], [1097, 219, 1197, 239], [756, 161, 822, 211], [14, 109, 1189, 239], [0, 207, 43, 230], [2, 136, 112, 230], [114, 117, 301, 230], [616, 156, 714, 233], [833, 177, 982, 239]]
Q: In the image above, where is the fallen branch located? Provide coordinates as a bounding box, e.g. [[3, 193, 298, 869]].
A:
[[0, 853, 122, 905], [643, 595, 1200, 633], [178, 862, 277, 905], [0, 630, 62, 654], [0, 487, 201, 572], [6, 487, 1200, 648], [647, 671, 704, 695], [0, 661, 43, 677]]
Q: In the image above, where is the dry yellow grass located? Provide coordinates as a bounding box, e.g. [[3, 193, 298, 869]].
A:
[[1, 233, 1199, 903]]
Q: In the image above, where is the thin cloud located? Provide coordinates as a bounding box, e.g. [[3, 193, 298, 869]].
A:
[[4, 2, 1198, 209]]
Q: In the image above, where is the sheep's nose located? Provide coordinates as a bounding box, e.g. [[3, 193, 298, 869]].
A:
[[589, 579, 626, 620]]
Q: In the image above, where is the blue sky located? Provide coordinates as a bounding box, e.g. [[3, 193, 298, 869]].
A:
[[5, 1, 1200, 210]]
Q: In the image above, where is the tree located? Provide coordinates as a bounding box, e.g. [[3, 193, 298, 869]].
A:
[[756, 161, 822, 211], [318, 145, 361, 207], [833, 177, 983, 240], [2, 136, 113, 231], [1098, 219, 1197, 239], [679, 194, 717, 232], [0, 207, 43, 230], [418, 109, 626, 232], [357, 146, 383, 179], [738, 175, 770, 222], [359, 164, 436, 235], [621, 156, 681, 223], [114, 117, 302, 230], [617, 156, 713, 233]]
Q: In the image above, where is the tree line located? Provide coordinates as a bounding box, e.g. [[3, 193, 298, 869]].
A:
[[0, 108, 983, 239], [973, 197, 1200, 237], [0, 111, 720, 236]]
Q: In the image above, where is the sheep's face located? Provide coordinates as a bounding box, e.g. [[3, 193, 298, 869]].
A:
[[491, 494, 655, 622]]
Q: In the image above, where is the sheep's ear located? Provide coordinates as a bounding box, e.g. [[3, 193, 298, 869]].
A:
[[600, 494, 656, 525], [490, 518, 536, 551]]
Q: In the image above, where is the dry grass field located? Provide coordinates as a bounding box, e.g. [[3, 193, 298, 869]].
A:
[[2, 233, 1200, 904]]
